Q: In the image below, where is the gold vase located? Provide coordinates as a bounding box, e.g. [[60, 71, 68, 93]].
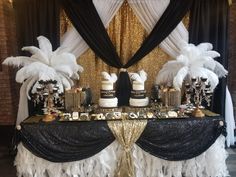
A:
[[192, 106, 205, 118], [42, 114, 55, 122]]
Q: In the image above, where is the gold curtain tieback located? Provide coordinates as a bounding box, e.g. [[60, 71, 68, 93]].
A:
[[119, 68, 127, 72], [124, 145, 131, 152]]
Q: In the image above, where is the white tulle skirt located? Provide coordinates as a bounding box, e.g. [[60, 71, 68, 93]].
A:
[[15, 136, 228, 177]]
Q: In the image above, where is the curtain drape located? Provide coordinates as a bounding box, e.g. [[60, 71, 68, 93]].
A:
[[128, 0, 188, 58], [77, 2, 170, 103], [189, 0, 234, 146], [59, 0, 193, 105], [60, 0, 124, 58], [189, 0, 228, 116], [225, 86, 235, 147], [13, 0, 60, 124], [59, 0, 122, 68], [14, 0, 60, 52]]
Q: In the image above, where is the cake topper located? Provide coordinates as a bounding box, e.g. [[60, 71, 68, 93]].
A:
[[101, 72, 117, 83], [129, 70, 147, 83]]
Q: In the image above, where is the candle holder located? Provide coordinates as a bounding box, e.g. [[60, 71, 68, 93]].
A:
[[33, 80, 64, 122], [185, 77, 213, 118]]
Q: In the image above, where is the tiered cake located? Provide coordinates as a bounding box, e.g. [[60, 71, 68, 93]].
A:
[[98, 72, 118, 108], [129, 70, 149, 107]]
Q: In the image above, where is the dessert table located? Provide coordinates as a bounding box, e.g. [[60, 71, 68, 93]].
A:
[[15, 116, 229, 177]]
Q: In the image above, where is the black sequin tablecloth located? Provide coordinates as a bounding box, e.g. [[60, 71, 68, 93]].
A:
[[17, 116, 226, 162]]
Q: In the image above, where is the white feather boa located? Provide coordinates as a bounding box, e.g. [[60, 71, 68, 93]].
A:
[[15, 136, 228, 177]]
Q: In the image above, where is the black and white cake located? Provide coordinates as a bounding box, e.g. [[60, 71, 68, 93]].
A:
[[129, 70, 149, 107], [98, 72, 118, 107]]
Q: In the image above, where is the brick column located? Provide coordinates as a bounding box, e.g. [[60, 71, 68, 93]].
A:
[[0, 0, 18, 125]]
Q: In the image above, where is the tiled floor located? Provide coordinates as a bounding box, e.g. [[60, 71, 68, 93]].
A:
[[227, 148, 236, 177], [0, 145, 235, 177], [0, 146, 16, 177]]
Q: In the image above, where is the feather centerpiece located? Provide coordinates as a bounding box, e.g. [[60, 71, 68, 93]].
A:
[[156, 42, 228, 91], [2, 36, 83, 124], [129, 70, 147, 83], [3, 36, 83, 97]]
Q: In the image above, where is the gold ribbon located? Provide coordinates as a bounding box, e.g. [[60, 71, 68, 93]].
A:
[[108, 119, 147, 177]]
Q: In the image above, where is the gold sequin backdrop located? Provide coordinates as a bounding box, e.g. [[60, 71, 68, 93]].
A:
[[61, 2, 189, 103]]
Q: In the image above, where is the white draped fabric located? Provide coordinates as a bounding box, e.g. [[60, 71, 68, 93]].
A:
[[60, 0, 124, 58], [16, 80, 32, 125], [225, 86, 236, 147], [15, 136, 228, 177], [128, 0, 188, 58]]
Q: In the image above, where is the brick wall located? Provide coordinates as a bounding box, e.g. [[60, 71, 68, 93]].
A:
[[228, 0, 236, 121], [0, 0, 18, 125]]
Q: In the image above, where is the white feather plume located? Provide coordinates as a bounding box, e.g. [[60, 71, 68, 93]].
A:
[[139, 70, 147, 82], [197, 43, 213, 51], [110, 73, 117, 83], [2, 35, 83, 101], [54, 65, 74, 78], [203, 57, 216, 71], [101, 72, 111, 81], [130, 70, 147, 83], [130, 73, 143, 83], [156, 42, 227, 90], [173, 66, 188, 90], [26, 76, 38, 99], [203, 69, 219, 90], [58, 74, 72, 90], [101, 72, 117, 83], [201, 51, 220, 58], [37, 36, 52, 58], [22, 46, 49, 65], [156, 61, 184, 86], [2, 56, 37, 67], [213, 61, 228, 78]]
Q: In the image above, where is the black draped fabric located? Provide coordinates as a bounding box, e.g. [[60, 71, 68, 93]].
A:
[[136, 118, 225, 161], [116, 71, 132, 106], [189, 0, 229, 116], [18, 117, 225, 162], [59, 0, 122, 68], [13, 0, 60, 117], [19, 120, 115, 162], [13, 0, 60, 52], [59, 0, 193, 106]]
